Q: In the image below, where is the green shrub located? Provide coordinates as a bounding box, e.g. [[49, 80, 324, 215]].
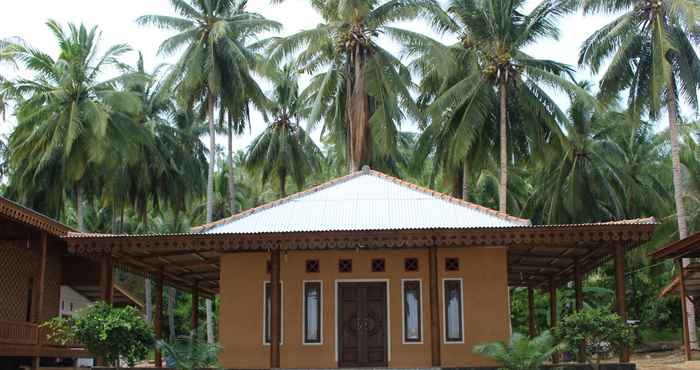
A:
[[554, 308, 634, 363], [157, 328, 221, 370], [42, 302, 154, 368], [473, 330, 565, 370]]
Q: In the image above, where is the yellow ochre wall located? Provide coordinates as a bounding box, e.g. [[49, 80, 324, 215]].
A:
[[219, 247, 509, 369]]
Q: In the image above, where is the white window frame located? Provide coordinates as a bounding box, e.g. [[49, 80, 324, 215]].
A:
[[401, 279, 424, 344], [302, 280, 324, 345], [442, 278, 465, 344], [263, 280, 284, 346]]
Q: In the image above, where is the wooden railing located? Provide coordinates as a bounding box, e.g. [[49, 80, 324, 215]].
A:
[[0, 320, 83, 348], [0, 320, 39, 345]]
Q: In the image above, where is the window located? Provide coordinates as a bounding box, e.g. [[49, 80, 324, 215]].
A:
[[404, 257, 419, 272], [263, 281, 284, 345], [25, 278, 33, 322], [403, 280, 422, 343], [371, 258, 385, 272], [306, 259, 320, 273], [443, 279, 463, 342], [445, 257, 460, 271], [339, 259, 352, 273], [303, 282, 322, 344]]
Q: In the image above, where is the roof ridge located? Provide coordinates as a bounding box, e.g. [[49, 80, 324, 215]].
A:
[[191, 168, 530, 233]]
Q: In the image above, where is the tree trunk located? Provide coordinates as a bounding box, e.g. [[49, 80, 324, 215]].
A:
[[227, 119, 236, 215], [350, 46, 370, 172], [206, 93, 216, 223], [668, 78, 697, 348], [75, 184, 85, 232], [168, 287, 176, 341], [498, 76, 508, 213], [462, 158, 469, 201], [145, 278, 153, 324], [206, 298, 214, 344], [279, 170, 287, 198]]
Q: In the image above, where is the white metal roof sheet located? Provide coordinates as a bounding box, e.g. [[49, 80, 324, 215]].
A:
[[204, 171, 530, 234]]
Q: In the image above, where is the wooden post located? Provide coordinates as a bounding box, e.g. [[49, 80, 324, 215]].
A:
[[527, 287, 536, 338], [100, 255, 113, 304], [574, 258, 583, 311], [549, 281, 558, 364], [614, 245, 630, 363], [270, 249, 281, 368], [192, 281, 200, 332], [36, 232, 48, 323], [678, 259, 692, 361], [429, 246, 441, 367], [154, 269, 164, 368]]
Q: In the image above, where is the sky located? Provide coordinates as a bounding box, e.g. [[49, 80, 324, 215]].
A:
[[0, 0, 621, 150]]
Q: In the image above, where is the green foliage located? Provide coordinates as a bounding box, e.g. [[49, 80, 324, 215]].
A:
[[554, 309, 634, 363], [158, 328, 221, 370], [473, 331, 565, 370], [42, 302, 154, 368]]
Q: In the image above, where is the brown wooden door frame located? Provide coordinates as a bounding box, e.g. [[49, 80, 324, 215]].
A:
[[336, 281, 389, 368]]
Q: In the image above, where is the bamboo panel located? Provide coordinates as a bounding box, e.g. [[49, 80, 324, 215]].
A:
[[0, 320, 38, 345]]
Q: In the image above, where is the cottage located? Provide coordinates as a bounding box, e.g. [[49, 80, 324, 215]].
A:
[[65, 168, 657, 369]]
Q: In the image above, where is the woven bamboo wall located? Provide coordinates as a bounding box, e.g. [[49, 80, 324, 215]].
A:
[[0, 238, 62, 323]]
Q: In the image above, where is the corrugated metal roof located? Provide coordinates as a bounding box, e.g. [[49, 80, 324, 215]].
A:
[[202, 168, 531, 234]]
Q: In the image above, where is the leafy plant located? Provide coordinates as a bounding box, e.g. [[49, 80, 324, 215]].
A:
[[157, 328, 222, 370], [42, 302, 154, 368], [554, 308, 634, 364], [473, 330, 565, 370]]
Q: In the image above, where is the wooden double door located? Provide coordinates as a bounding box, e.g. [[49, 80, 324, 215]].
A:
[[338, 282, 388, 367]]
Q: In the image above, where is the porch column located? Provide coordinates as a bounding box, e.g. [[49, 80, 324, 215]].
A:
[[527, 287, 536, 338], [429, 246, 441, 367], [154, 269, 164, 368], [270, 249, 281, 368], [549, 281, 558, 364], [191, 281, 199, 332], [678, 259, 692, 361], [574, 258, 585, 362], [36, 232, 48, 323], [100, 255, 113, 304], [614, 245, 630, 362]]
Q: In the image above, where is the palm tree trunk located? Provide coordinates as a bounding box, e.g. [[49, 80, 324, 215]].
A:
[[668, 79, 697, 348], [498, 76, 508, 213], [279, 170, 287, 198], [75, 184, 85, 232], [206, 93, 216, 223], [462, 158, 469, 201], [206, 298, 214, 344], [145, 278, 153, 324], [168, 287, 176, 341], [345, 61, 355, 174], [350, 47, 370, 172], [227, 119, 236, 215]]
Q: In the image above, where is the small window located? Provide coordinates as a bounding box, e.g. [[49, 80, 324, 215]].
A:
[[445, 257, 460, 271], [403, 280, 422, 343], [306, 259, 320, 273], [26, 278, 33, 322], [263, 281, 284, 345], [405, 258, 419, 272], [339, 259, 352, 273], [266, 260, 272, 274], [444, 279, 463, 342], [304, 282, 322, 344], [371, 258, 385, 272]]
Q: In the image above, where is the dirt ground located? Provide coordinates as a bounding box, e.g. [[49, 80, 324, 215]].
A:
[[632, 349, 700, 369]]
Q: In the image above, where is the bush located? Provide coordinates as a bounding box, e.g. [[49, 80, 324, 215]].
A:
[[42, 302, 154, 368], [473, 330, 565, 370], [554, 308, 634, 363], [157, 328, 221, 370]]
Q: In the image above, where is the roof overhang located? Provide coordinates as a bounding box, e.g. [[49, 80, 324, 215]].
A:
[[649, 231, 700, 262], [65, 220, 656, 292]]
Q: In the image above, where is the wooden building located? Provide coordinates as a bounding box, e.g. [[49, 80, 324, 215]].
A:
[[0, 197, 135, 369], [65, 168, 657, 369]]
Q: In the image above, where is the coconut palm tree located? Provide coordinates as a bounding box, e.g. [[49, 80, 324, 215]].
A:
[[138, 0, 281, 224], [0, 37, 21, 121], [246, 65, 322, 197], [267, 0, 443, 173], [576, 0, 700, 347], [7, 21, 133, 230], [423, 0, 585, 213]]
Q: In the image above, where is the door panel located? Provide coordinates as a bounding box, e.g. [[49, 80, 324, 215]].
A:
[[338, 283, 387, 367]]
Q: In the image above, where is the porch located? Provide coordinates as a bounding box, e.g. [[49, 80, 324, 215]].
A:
[[0, 319, 88, 358]]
